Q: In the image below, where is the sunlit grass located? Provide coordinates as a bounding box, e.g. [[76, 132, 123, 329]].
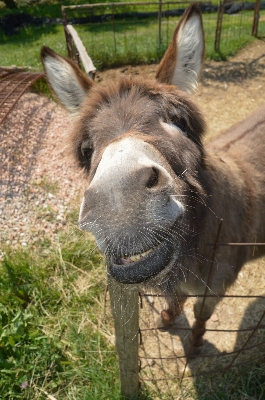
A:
[[0, 24, 67, 69], [1, 219, 265, 399], [0, 10, 257, 71], [0, 224, 123, 399]]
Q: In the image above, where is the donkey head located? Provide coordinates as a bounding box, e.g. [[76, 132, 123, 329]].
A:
[[41, 4, 208, 287]]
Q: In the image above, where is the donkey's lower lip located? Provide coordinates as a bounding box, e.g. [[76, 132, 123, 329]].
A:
[[119, 248, 153, 264], [108, 241, 174, 284]]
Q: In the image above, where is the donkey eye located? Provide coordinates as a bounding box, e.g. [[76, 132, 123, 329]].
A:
[[81, 140, 93, 157], [172, 118, 189, 136], [82, 147, 93, 160], [175, 117, 188, 134], [80, 141, 94, 170]]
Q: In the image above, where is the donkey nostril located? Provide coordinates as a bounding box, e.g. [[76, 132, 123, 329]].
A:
[[146, 167, 159, 189]]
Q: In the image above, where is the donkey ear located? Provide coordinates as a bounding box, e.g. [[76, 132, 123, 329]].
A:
[[156, 4, 204, 93], [41, 46, 94, 113]]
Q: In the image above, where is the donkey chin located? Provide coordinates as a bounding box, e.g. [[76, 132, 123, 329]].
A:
[[107, 237, 177, 285], [101, 218, 184, 285]]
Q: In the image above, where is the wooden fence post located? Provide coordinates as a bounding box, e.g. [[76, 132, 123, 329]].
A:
[[62, 7, 72, 59], [158, 0, 162, 45], [214, 0, 225, 52], [252, 0, 261, 36], [108, 276, 139, 399]]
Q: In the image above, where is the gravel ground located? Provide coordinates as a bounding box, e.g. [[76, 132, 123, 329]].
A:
[[0, 93, 86, 249]]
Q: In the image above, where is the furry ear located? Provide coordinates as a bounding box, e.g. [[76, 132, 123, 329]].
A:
[[41, 46, 94, 113], [156, 4, 204, 93]]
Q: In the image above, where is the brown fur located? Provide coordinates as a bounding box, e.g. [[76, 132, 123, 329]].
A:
[[70, 76, 206, 179], [68, 74, 265, 343], [41, 4, 265, 348]]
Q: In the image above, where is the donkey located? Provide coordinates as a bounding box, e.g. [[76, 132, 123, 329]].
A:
[[41, 4, 265, 347]]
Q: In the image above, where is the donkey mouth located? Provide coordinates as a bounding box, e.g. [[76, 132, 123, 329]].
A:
[[108, 241, 174, 284]]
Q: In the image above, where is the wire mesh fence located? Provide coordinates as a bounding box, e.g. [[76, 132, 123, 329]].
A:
[[138, 292, 265, 389], [62, 1, 262, 70], [63, 1, 217, 68], [214, 0, 263, 53], [255, 0, 265, 36], [106, 219, 265, 398]]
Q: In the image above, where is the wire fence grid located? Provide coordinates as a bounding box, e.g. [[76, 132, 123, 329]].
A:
[[62, 0, 264, 70], [215, 0, 265, 52], [137, 222, 265, 394], [106, 219, 265, 398]]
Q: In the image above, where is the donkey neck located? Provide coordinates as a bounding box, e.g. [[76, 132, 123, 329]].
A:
[[202, 147, 262, 246]]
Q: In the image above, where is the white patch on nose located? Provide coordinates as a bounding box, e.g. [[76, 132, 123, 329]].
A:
[[83, 137, 186, 225], [160, 120, 187, 137], [90, 137, 172, 185]]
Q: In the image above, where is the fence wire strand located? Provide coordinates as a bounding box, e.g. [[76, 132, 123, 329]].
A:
[[137, 223, 265, 393]]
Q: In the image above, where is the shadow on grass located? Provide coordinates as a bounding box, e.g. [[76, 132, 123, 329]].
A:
[[0, 24, 59, 47], [202, 40, 265, 85], [0, 0, 98, 19]]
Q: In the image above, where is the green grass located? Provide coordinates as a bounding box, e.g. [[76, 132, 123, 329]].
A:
[[1, 220, 265, 399], [0, 24, 67, 69], [70, 11, 256, 68], [0, 226, 122, 399], [0, 2, 260, 72]]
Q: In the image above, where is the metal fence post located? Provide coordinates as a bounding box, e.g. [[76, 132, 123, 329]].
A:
[[108, 276, 139, 399]]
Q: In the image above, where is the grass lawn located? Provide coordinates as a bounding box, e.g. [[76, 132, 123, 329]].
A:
[[0, 223, 122, 399], [1, 222, 265, 399], [0, 3, 257, 70]]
